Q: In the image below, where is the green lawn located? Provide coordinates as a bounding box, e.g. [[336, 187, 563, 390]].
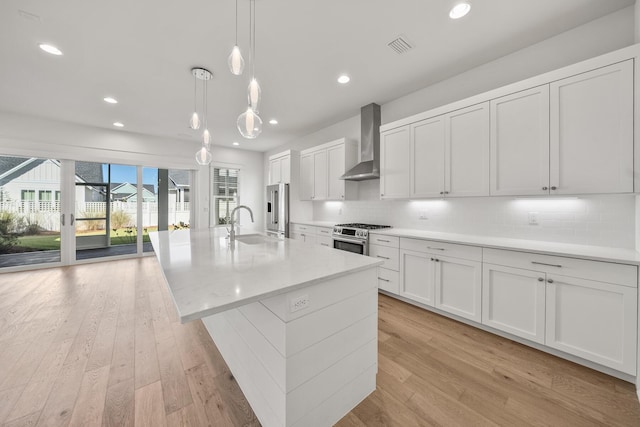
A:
[[16, 228, 153, 251]]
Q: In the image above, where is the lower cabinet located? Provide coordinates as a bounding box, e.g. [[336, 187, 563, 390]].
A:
[[399, 249, 434, 306], [400, 241, 482, 322], [545, 275, 637, 375], [435, 255, 482, 323], [482, 263, 546, 344]]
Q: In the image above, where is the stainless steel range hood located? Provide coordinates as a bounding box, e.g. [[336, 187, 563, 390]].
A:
[[340, 103, 381, 181]]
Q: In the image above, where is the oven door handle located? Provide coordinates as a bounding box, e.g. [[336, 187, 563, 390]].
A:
[[332, 235, 366, 245]]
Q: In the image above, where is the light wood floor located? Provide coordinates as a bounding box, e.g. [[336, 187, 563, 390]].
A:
[[0, 258, 639, 427]]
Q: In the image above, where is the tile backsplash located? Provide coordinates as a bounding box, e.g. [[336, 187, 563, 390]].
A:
[[313, 194, 635, 249]]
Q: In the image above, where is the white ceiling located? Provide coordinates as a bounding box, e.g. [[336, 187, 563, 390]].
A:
[[0, 0, 634, 152]]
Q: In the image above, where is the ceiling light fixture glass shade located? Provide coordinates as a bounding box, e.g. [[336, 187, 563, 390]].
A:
[[39, 43, 63, 55], [237, 107, 262, 139], [248, 78, 261, 112], [228, 45, 245, 75], [195, 146, 212, 165], [189, 112, 200, 130], [203, 128, 211, 146], [449, 2, 471, 19]]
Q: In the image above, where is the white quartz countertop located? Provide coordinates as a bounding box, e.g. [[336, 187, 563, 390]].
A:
[[290, 220, 336, 228], [150, 229, 382, 322], [370, 228, 640, 265]]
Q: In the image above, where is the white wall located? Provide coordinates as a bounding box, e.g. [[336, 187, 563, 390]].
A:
[[194, 146, 264, 231], [266, 6, 636, 248], [0, 110, 263, 230]]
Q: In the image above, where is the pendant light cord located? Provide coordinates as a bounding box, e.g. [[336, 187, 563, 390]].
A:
[[252, 0, 256, 78], [234, 0, 238, 45], [193, 74, 197, 113], [204, 77, 208, 130]]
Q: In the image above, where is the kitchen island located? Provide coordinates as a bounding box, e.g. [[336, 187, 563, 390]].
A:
[[150, 229, 382, 427]]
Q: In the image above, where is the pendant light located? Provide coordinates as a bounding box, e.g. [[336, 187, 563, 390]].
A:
[[189, 73, 200, 130], [227, 0, 244, 75], [191, 67, 213, 165], [237, 0, 262, 139]]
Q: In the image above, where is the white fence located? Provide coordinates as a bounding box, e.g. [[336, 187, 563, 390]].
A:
[[0, 201, 190, 232]]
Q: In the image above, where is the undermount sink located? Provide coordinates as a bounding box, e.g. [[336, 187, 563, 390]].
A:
[[234, 233, 276, 245]]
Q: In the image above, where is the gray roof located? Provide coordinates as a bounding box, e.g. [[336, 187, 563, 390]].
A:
[[0, 157, 46, 186], [169, 169, 190, 188], [75, 161, 104, 183]]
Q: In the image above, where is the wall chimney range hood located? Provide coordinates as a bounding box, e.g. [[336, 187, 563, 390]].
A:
[[340, 103, 381, 181]]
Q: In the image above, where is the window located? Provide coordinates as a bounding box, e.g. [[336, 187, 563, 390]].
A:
[[21, 190, 35, 201], [212, 167, 239, 226], [39, 190, 52, 201]]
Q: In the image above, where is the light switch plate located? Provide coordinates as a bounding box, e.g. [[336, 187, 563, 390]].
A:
[[528, 212, 539, 225]]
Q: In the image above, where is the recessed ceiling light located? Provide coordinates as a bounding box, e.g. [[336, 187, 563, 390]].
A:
[[449, 2, 471, 19], [38, 44, 63, 56], [232, 142, 240, 146], [103, 97, 118, 104], [113, 122, 124, 128], [337, 75, 350, 84], [269, 119, 278, 125]]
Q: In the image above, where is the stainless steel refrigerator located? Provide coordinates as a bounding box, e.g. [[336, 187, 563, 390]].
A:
[[266, 183, 289, 238]]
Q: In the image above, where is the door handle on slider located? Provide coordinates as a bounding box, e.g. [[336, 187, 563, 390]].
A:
[[70, 214, 75, 226], [61, 213, 65, 226], [531, 261, 562, 268]]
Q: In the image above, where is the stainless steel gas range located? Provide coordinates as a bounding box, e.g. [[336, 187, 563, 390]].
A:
[[331, 223, 391, 256]]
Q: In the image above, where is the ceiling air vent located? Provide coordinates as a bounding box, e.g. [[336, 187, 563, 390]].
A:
[[387, 35, 414, 54]]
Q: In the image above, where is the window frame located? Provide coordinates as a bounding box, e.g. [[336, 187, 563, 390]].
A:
[[210, 164, 240, 228]]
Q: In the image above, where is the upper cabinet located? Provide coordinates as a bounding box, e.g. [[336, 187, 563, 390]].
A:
[[268, 150, 293, 185], [380, 126, 411, 199], [550, 60, 633, 195], [384, 103, 489, 200], [300, 138, 357, 201], [381, 51, 636, 199], [490, 86, 550, 196]]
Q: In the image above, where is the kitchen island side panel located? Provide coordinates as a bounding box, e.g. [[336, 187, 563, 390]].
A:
[[202, 267, 379, 427]]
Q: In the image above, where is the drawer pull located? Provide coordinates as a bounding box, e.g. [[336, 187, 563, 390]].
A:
[[378, 278, 390, 282], [377, 239, 391, 243], [376, 255, 390, 260], [427, 247, 445, 251], [320, 243, 329, 246], [531, 261, 562, 268]]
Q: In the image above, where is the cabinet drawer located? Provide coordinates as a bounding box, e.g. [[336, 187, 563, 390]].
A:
[[291, 223, 317, 234], [317, 236, 333, 248], [377, 268, 399, 294], [400, 238, 481, 262], [369, 234, 399, 248], [317, 227, 333, 237], [483, 248, 638, 288], [369, 244, 399, 271]]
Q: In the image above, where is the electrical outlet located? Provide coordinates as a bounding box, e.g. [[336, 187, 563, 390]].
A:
[[419, 211, 428, 220], [338, 208, 342, 215], [528, 212, 539, 225], [290, 295, 309, 313]]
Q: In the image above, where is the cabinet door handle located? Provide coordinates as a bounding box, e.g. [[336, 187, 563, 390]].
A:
[[547, 278, 554, 284], [434, 258, 440, 262], [377, 239, 390, 243], [427, 247, 445, 251], [439, 191, 444, 195], [430, 258, 435, 261], [531, 261, 562, 268], [376, 255, 390, 260], [378, 278, 390, 282], [444, 191, 449, 195], [538, 277, 544, 282], [542, 186, 548, 190], [320, 243, 329, 247], [381, 194, 384, 197], [550, 186, 557, 190]]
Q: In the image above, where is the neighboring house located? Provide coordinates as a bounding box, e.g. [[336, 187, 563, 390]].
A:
[[110, 182, 157, 202], [169, 169, 190, 204]]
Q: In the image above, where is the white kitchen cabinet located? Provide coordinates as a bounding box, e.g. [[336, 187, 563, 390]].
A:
[[380, 125, 410, 199], [410, 117, 445, 198], [490, 86, 550, 196], [433, 255, 482, 322], [550, 60, 633, 195], [482, 263, 546, 344], [546, 274, 637, 375], [299, 154, 314, 200], [370, 233, 401, 295], [300, 139, 357, 201], [268, 150, 292, 185], [445, 103, 490, 197], [312, 150, 328, 200], [399, 249, 434, 306]]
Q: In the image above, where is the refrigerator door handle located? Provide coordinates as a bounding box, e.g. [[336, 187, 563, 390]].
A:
[[273, 190, 278, 224]]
